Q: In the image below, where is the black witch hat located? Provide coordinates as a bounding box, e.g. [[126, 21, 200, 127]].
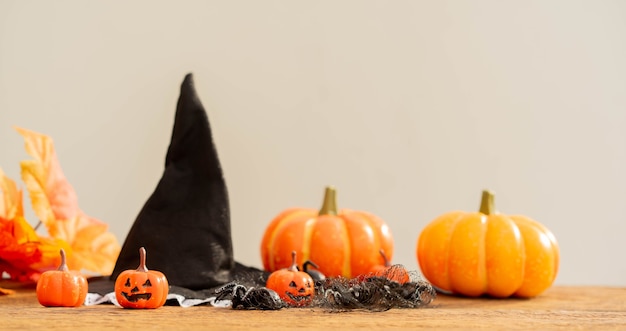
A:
[[90, 73, 267, 298]]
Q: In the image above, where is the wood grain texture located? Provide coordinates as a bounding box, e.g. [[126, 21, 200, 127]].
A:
[[1, 282, 625, 330]]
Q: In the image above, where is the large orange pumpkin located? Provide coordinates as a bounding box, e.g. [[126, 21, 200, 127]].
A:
[[417, 190, 559, 298], [261, 186, 394, 278]]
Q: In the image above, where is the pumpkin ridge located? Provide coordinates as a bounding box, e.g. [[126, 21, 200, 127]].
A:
[[416, 211, 462, 293], [448, 213, 488, 296], [151, 271, 169, 307], [263, 208, 316, 271], [47, 276, 56, 306], [68, 273, 85, 305], [509, 215, 558, 297], [260, 208, 297, 270], [479, 214, 488, 295], [512, 215, 559, 282], [441, 212, 465, 292], [61, 272, 72, 305], [336, 212, 352, 278], [484, 214, 525, 297], [300, 217, 316, 266], [40, 276, 51, 305], [343, 210, 386, 276]]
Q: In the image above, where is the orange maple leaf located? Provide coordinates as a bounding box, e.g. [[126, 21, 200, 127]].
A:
[[0, 168, 65, 283], [16, 127, 120, 275]]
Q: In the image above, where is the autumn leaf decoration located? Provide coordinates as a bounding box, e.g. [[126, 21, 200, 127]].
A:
[[0, 127, 120, 293]]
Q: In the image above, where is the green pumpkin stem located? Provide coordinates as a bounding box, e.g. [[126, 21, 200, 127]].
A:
[[479, 190, 496, 215], [137, 247, 149, 272], [57, 249, 69, 272], [318, 186, 338, 216]]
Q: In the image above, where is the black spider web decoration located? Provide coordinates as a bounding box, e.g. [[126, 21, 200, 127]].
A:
[[215, 267, 437, 312], [313, 271, 437, 312]]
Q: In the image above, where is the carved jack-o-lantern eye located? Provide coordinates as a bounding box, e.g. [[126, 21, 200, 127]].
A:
[[288, 280, 312, 293], [123, 278, 152, 289]]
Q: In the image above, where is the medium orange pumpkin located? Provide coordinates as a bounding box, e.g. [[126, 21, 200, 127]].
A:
[[417, 190, 559, 298], [266, 251, 315, 307], [36, 249, 88, 307], [261, 186, 394, 278], [114, 247, 169, 309]]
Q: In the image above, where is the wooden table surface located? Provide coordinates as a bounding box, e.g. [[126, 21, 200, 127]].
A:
[[1, 282, 625, 330]]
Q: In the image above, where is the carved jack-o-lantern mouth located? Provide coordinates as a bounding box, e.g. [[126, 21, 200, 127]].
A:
[[286, 292, 312, 302], [121, 292, 153, 302], [121, 278, 153, 302], [285, 280, 313, 302]]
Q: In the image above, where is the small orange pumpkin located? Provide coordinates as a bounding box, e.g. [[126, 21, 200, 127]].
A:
[[36, 249, 88, 307], [417, 190, 559, 298], [114, 247, 169, 309], [370, 250, 411, 284], [261, 186, 394, 278], [266, 251, 315, 307]]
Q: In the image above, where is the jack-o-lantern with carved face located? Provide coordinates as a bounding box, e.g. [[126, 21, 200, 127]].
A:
[[114, 247, 169, 309], [265, 251, 315, 307]]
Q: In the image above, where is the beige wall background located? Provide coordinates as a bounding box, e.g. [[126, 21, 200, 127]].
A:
[[1, 0, 625, 286]]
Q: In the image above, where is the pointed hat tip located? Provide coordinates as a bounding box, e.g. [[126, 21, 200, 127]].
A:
[[184, 72, 194, 83], [181, 73, 197, 96]]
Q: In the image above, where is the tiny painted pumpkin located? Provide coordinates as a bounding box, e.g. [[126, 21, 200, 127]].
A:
[[115, 247, 169, 309], [36, 249, 88, 307], [261, 186, 394, 278], [370, 250, 411, 284], [417, 190, 559, 298], [266, 251, 315, 307]]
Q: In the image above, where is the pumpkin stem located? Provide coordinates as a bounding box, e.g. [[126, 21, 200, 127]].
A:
[[289, 251, 299, 272], [479, 190, 496, 215], [57, 249, 69, 272], [319, 186, 338, 216], [379, 249, 391, 267], [137, 247, 149, 272]]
